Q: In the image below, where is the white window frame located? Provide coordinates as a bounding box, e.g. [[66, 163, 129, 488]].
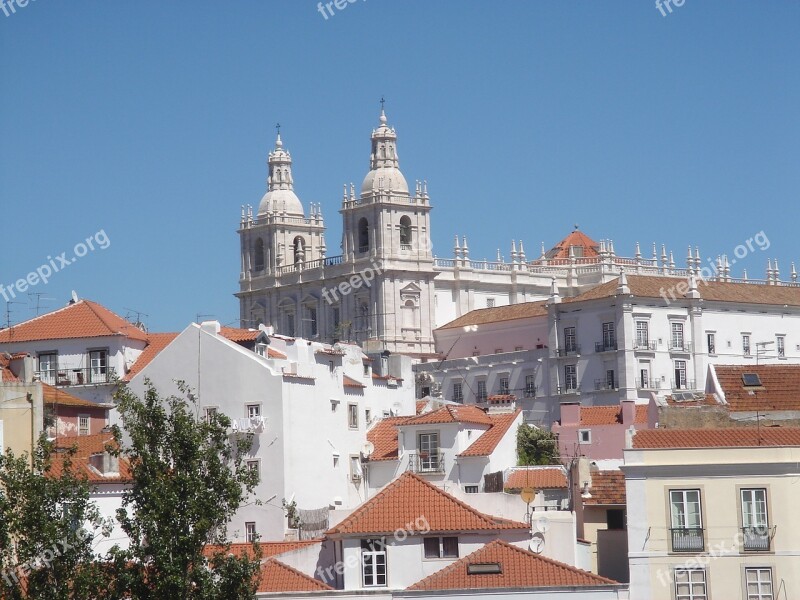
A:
[[707, 332, 716, 355], [452, 382, 463, 403], [670, 489, 703, 529], [564, 364, 578, 391], [348, 403, 359, 429], [524, 374, 536, 398], [743, 333, 751, 356], [671, 322, 684, 350], [498, 375, 510, 395], [636, 321, 649, 347], [245, 521, 257, 543], [247, 404, 261, 419], [88, 349, 108, 382], [776, 335, 785, 358], [246, 459, 260, 482], [476, 380, 487, 402], [78, 414, 90, 436], [741, 488, 768, 529], [578, 429, 591, 444], [464, 485, 479, 494], [361, 539, 387, 587], [564, 327, 577, 352], [745, 567, 773, 600], [674, 568, 707, 600]]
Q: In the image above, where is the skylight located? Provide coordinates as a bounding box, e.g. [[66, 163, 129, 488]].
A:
[[742, 373, 762, 387], [467, 563, 503, 575]]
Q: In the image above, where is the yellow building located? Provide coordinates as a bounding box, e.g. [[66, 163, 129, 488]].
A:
[[0, 353, 44, 456], [624, 427, 800, 600]]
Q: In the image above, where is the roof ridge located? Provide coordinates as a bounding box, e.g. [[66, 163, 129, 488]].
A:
[[82, 300, 139, 337]]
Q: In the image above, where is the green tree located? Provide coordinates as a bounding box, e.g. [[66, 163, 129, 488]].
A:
[[108, 381, 262, 599], [517, 424, 559, 465], [0, 439, 111, 600]]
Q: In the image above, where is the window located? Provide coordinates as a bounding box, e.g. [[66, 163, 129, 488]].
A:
[[206, 407, 218, 424], [639, 366, 650, 389], [363, 362, 370, 376], [365, 409, 371, 424], [670, 489, 703, 552], [89, 350, 108, 382], [78, 415, 89, 436], [253, 238, 265, 271], [499, 376, 510, 395], [564, 364, 578, 391], [417, 432, 440, 472], [476, 380, 487, 402], [578, 429, 591, 444], [636, 321, 649, 348], [348, 404, 359, 429], [358, 218, 370, 253], [707, 333, 716, 355], [745, 567, 773, 600], [350, 455, 363, 481], [423, 536, 459, 559], [777, 335, 785, 357], [602, 322, 616, 349], [515, 346, 523, 352], [247, 404, 261, 418], [452, 382, 463, 403], [245, 522, 257, 543], [674, 360, 687, 390], [606, 370, 616, 390], [606, 509, 625, 530], [306, 306, 318, 337], [361, 539, 387, 587], [743, 334, 751, 356], [564, 327, 577, 352], [464, 485, 479, 494], [524, 374, 536, 398], [674, 568, 707, 600], [741, 488, 770, 551], [671, 323, 684, 350], [399, 215, 412, 247], [486, 297, 495, 308], [285, 312, 295, 337], [38, 353, 57, 384], [247, 460, 260, 482]]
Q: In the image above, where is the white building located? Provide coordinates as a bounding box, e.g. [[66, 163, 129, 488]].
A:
[[124, 320, 415, 542]]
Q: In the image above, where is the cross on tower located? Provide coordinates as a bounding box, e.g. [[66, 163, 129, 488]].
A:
[[379, 97, 385, 111], [275, 122, 281, 135]]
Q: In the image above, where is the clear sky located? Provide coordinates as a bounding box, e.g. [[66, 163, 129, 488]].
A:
[[1, 1, 798, 332]]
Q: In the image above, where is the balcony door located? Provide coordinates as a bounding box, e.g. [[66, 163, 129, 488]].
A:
[[89, 350, 107, 383], [418, 432, 440, 472], [670, 489, 703, 552]]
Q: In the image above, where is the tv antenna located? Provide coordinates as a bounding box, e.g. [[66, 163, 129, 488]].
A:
[[28, 292, 55, 316], [124, 307, 150, 330]]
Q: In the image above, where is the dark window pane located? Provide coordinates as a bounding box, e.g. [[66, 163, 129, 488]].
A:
[[423, 537, 440, 558], [442, 537, 459, 558]]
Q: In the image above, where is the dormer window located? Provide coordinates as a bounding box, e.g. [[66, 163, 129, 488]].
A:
[[255, 342, 267, 357]]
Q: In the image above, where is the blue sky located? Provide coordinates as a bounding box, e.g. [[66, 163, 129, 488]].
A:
[[1, 1, 798, 332]]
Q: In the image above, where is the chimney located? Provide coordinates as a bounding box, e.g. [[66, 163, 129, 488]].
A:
[[200, 320, 221, 335], [560, 402, 581, 426], [621, 400, 636, 426]]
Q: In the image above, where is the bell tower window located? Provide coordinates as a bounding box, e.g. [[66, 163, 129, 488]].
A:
[[358, 218, 369, 253], [253, 238, 265, 272], [399, 216, 412, 249]]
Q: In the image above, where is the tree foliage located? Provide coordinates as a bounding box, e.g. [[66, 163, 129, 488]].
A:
[[517, 424, 559, 465], [107, 380, 263, 599]]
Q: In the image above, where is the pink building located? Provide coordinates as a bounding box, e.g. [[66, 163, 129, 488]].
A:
[[552, 400, 657, 461], [43, 383, 110, 439]]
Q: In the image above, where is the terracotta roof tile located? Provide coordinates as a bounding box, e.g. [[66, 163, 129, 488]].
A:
[[0, 300, 148, 343], [714, 364, 800, 412], [121, 332, 179, 382], [404, 404, 493, 427], [343, 375, 366, 389], [42, 383, 106, 408], [665, 393, 719, 407], [504, 467, 568, 490], [325, 472, 529, 536], [438, 301, 548, 330], [366, 416, 409, 461], [578, 405, 649, 426], [203, 540, 321, 560], [257, 558, 332, 593], [459, 410, 521, 457], [545, 229, 600, 260], [218, 327, 259, 343], [583, 470, 626, 505], [407, 539, 617, 591], [416, 400, 428, 414], [631, 427, 800, 449], [0, 353, 19, 382], [50, 433, 132, 483]]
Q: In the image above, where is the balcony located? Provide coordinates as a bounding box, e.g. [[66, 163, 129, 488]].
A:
[[595, 341, 617, 353], [407, 452, 445, 474], [669, 343, 691, 354], [557, 385, 581, 395], [556, 346, 580, 358], [594, 379, 618, 392], [634, 341, 657, 352], [37, 367, 117, 386], [671, 380, 697, 391], [637, 378, 662, 391], [670, 528, 704, 552], [742, 527, 771, 552]]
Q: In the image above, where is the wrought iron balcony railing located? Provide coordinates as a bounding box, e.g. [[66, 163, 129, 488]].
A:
[[595, 341, 617, 353], [634, 340, 657, 351], [670, 528, 704, 552], [407, 452, 445, 474], [37, 367, 117, 386], [742, 527, 771, 552], [556, 346, 580, 357]]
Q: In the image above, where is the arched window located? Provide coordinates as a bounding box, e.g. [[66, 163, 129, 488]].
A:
[[399, 216, 412, 247], [253, 238, 265, 271], [293, 236, 306, 264], [358, 218, 369, 253]]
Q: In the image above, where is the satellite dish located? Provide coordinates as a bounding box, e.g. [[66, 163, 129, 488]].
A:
[[529, 532, 545, 554], [520, 487, 535, 505], [70, 290, 79, 304], [361, 441, 375, 458], [535, 517, 550, 533]]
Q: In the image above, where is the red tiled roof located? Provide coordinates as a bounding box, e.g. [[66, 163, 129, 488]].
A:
[[545, 229, 600, 260], [0, 300, 148, 343], [0, 353, 19, 382], [367, 416, 409, 461], [631, 427, 800, 449], [459, 410, 521, 457], [714, 364, 800, 412], [438, 301, 548, 330], [504, 467, 567, 490], [404, 404, 493, 427], [203, 540, 321, 560], [407, 539, 617, 591], [416, 400, 428, 414], [343, 375, 366, 389], [577, 405, 648, 426], [218, 327, 259, 343], [42, 383, 106, 408], [257, 558, 332, 593], [326, 472, 529, 536], [121, 332, 179, 382], [583, 470, 626, 505], [50, 433, 132, 483], [568, 275, 800, 307], [665, 393, 719, 407]]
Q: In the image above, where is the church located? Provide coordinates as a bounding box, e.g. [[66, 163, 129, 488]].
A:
[[235, 108, 761, 356]]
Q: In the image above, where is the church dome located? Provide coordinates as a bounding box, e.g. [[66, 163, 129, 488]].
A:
[[360, 109, 410, 197], [258, 188, 304, 217], [256, 133, 305, 217], [361, 167, 409, 196]]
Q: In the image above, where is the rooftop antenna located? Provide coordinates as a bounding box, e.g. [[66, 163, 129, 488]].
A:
[[3, 300, 26, 332], [755, 341, 774, 366], [28, 292, 54, 316], [123, 307, 150, 331], [196, 313, 215, 324]]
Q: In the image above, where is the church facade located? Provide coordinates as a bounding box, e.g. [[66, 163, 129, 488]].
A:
[[237, 109, 788, 355]]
